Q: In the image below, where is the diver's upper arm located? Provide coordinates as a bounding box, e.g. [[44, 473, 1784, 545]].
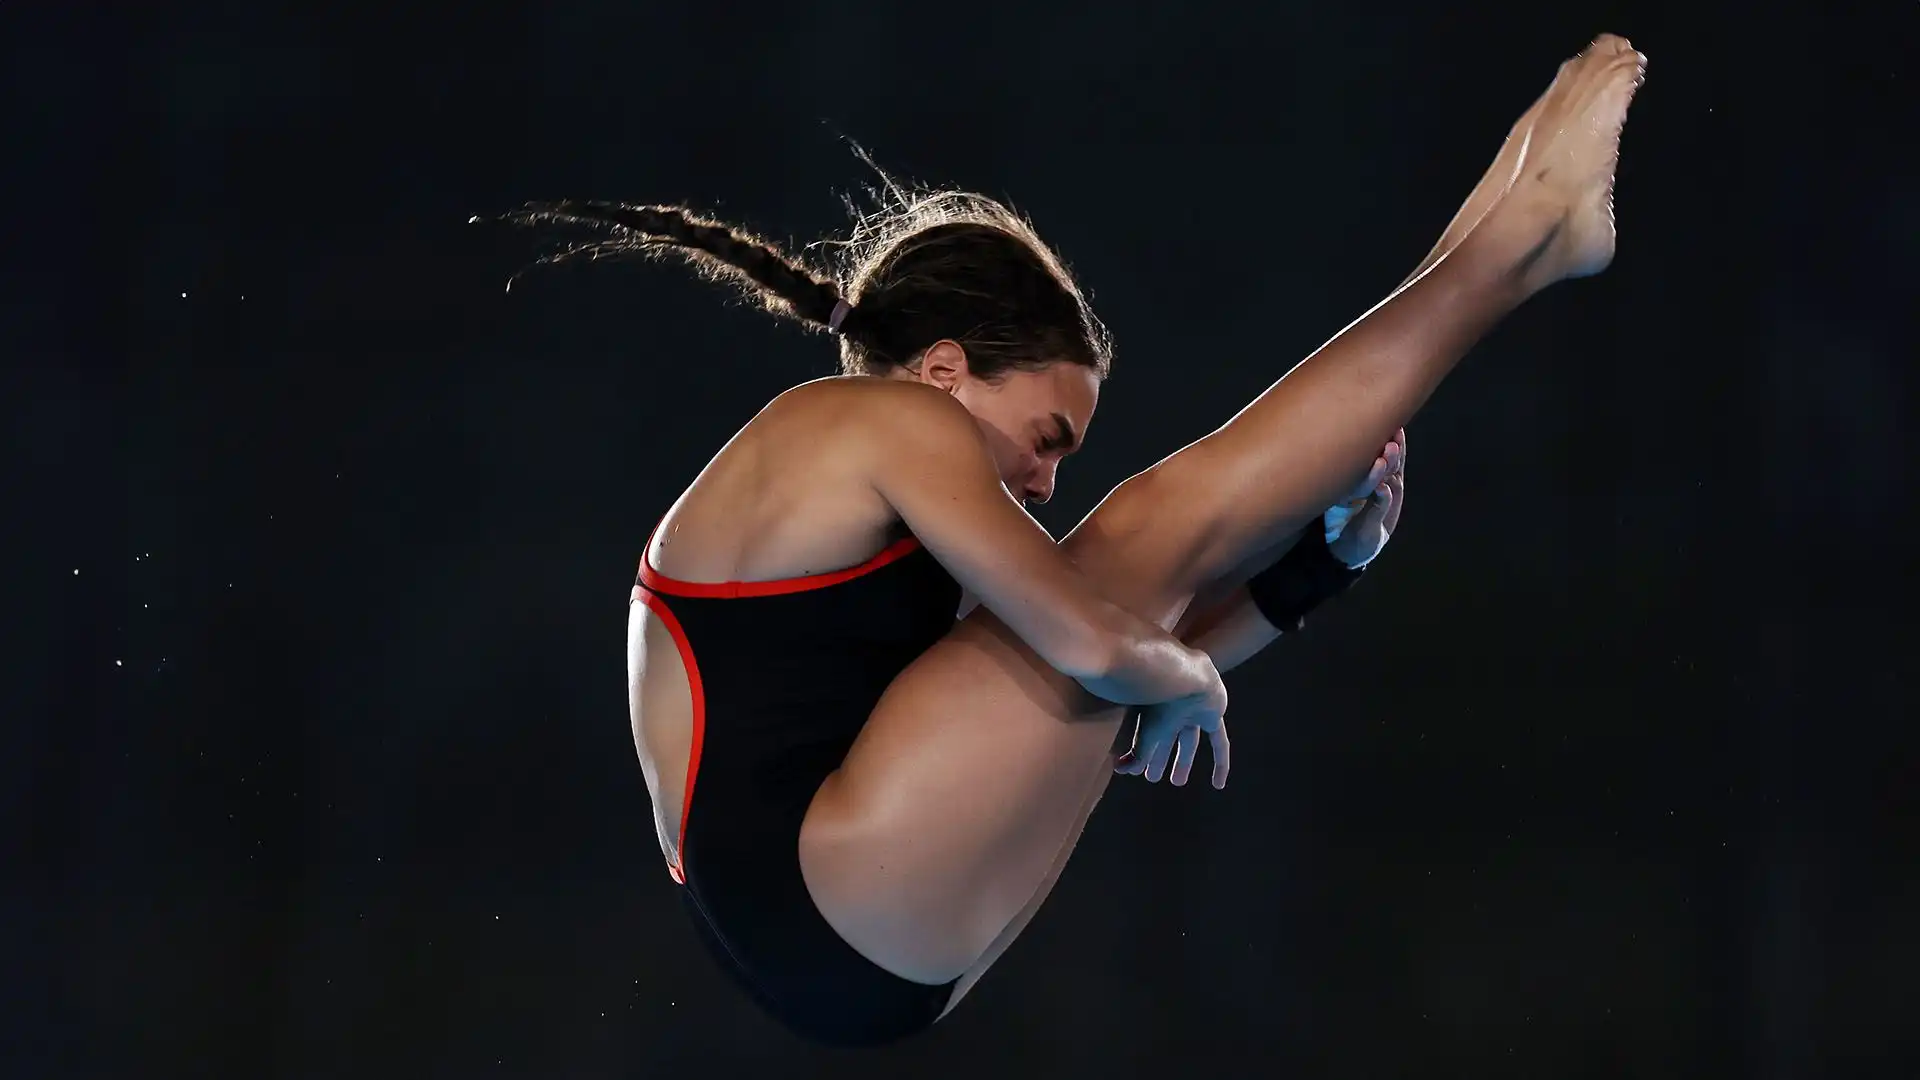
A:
[[865, 386, 1119, 681]]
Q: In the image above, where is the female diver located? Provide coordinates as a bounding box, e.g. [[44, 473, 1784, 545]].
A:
[[493, 35, 1644, 1046]]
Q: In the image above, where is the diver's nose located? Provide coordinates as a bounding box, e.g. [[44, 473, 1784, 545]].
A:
[[1024, 465, 1057, 506]]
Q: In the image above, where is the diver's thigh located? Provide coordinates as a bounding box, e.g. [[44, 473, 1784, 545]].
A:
[[799, 613, 1124, 984]]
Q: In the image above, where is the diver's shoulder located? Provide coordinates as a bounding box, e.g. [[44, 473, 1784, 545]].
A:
[[767, 374, 967, 426], [754, 376, 976, 466]]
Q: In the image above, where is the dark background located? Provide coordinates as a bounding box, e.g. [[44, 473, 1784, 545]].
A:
[[11, 1, 1915, 1077]]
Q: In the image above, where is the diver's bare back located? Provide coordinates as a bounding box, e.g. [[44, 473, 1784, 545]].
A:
[[646, 377, 959, 587]]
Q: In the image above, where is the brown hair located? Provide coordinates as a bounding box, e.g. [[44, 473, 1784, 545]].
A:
[[488, 178, 1111, 382]]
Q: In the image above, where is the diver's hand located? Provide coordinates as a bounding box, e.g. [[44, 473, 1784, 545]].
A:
[[1114, 676, 1231, 789], [1326, 429, 1406, 569]]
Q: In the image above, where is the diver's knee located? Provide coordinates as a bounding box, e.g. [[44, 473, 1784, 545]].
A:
[[1055, 472, 1210, 621]]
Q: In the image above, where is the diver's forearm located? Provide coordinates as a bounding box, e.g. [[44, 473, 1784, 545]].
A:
[[1178, 586, 1283, 674]]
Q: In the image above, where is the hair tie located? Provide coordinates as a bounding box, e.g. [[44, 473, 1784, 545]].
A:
[[828, 298, 853, 335]]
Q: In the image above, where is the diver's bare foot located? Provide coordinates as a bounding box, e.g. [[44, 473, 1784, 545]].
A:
[[1482, 34, 1648, 288], [1410, 84, 1552, 280]]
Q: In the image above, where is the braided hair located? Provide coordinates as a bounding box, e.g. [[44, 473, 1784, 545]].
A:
[[485, 182, 1111, 381]]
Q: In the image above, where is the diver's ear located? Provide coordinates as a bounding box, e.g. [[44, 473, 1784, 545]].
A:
[[916, 340, 969, 393]]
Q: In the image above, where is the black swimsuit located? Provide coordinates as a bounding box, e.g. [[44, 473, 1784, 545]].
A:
[[630, 516, 1364, 1045], [631, 530, 963, 1046]]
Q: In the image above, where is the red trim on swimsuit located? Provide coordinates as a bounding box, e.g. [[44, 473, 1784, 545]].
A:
[[630, 531, 926, 884], [630, 585, 706, 885], [638, 535, 924, 598]]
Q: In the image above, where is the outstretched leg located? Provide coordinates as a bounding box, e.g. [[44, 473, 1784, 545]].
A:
[[802, 35, 1648, 990], [929, 86, 1550, 1013], [1074, 38, 1642, 627]]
